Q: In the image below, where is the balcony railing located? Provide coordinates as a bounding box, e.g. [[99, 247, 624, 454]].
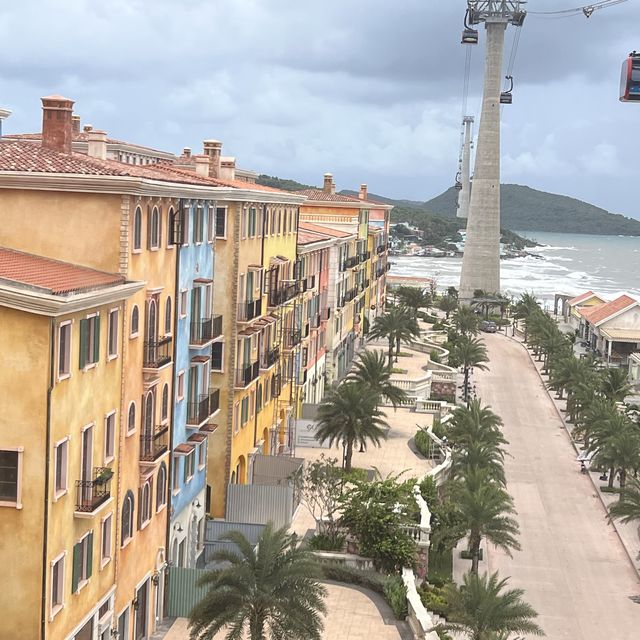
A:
[[189, 315, 222, 346], [271, 373, 282, 398], [139, 426, 169, 463], [75, 467, 112, 514], [310, 313, 321, 329], [345, 255, 359, 269], [269, 282, 298, 307], [238, 299, 262, 322], [260, 346, 280, 370], [359, 251, 371, 262], [284, 329, 302, 350], [305, 275, 316, 290], [345, 288, 357, 303], [143, 337, 172, 369], [376, 265, 386, 279], [376, 244, 386, 255], [187, 388, 220, 425], [322, 307, 331, 321], [235, 361, 260, 387]]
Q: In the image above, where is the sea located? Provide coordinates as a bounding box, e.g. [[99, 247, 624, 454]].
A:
[[391, 231, 640, 308]]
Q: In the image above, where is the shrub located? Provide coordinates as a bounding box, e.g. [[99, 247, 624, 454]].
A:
[[342, 467, 369, 484], [383, 575, 408, 620], [419, 475, 438, 506], [318, 562, 387, 595], [430, 349, 442, 364], [414, 429, 431, 458], [391, 367, 408, 374], [418, 584, 450, 618], [308, 533, 346, 552]]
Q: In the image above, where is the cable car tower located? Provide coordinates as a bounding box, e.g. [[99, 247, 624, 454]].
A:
[[458, 1, 526, 300]]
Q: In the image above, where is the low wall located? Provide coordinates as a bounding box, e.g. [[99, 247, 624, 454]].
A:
[[311, 550, 375, 571], [402, 568, 441, 640]]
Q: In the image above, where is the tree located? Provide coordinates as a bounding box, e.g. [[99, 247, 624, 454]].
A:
[[189, 524, 327, 640], [451, 440, 507, 487], [369, 306, 420, 364], [451, 336, 490, 403], [450, 469, 520, 574], [314, 382, 389, 471], [512, 292, 539, 342], [347, 350, 408, 408], [439, 295, 458, 319], [609, 475, 640, 522], [439, 571, 543, 640], [447, 400, 507, 453], [600, 367, 632, 403], [395, 285, 431, 317], [453, 305, 480, 337]]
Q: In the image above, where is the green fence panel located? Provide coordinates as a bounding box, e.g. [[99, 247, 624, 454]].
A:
[[167, 567, 209, 618]]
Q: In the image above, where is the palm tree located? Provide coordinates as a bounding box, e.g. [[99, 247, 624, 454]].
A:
[[395, 285, 431, 318], [452, 335, 489, 403], [347, 350, 408, 408], [451, 440, 507, 486], [369, 306, 420, 364], [189, 524, 327, 640], [609, 475, 640, 521], [315, 381, 389, 471], [439, 571, 543, 640], [451, 469, 520, 574], [512, 292, 539, 342], [600, 367, 632, 403], [447, 399, 507, 453], [438, 295, 458, 319], [453, 305, 480, 337]]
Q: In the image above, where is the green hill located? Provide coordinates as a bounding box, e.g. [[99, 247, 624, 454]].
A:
[[424, 184, 640, 236]]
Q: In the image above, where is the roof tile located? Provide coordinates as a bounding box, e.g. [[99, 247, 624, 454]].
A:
[[581, 295, 637, 325]]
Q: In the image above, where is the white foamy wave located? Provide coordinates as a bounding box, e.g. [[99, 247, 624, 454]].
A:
[[530, 245, 578, 252]]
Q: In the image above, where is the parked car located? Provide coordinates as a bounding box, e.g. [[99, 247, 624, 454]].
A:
[[480, 320, 498, 333]]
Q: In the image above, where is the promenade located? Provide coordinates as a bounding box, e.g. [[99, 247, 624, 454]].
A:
[[474, 333, 640, 640]]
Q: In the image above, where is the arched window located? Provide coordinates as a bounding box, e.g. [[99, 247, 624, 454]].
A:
[[147, 299, 157, 343], [127, 401, 136, 435], [161, 384, 169, 422], [165, 297, 172, 335], [256, 383, 263, 414], [144, 391, 154, 437], [156, 463, 167, 511], [133, 207, 142, 251], [167, 207, 176, 246], [131, 305, 139, 337], [149, 206, 160, 249], [121, 490, 134, 544], [140, 481, 151, 526]]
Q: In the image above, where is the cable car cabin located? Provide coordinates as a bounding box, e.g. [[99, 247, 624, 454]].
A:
[[500, 92, 513, 105], [455, 180, 462, 191], [620, 52, 640, 102], [462, 28, 478, 45]]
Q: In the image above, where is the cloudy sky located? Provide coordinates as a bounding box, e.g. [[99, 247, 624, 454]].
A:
[[1, 0, 638, 217]]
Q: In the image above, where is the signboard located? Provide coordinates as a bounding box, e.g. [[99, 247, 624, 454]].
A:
[[295, 419, 330, 449]]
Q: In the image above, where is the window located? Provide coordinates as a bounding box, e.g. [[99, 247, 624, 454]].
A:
[[156, 463, 167, 511], [104, 412, 116, 462], [121, 491, 134, 545], [127, 402, 136, 435], [207, 206, 215, 242], [149, 206, 160, 249], [167, 207, 180, 246], [256, 384, 263, 414], [212, 342, 223, 372], [130, 305, 139, 337], [0, 448, 22, 507], [241, 396, 249, 426], [101, 514, 112, 568], [172, 457, 180, 493], [248, 207, 257, 237], [234, 403, 240, 435], [117, 609, 130, 640], [133, 206, 142, 251], [54, 438, 68, 498], [184, 451, 195, 483], [72, 531, 93, 593], [107, 309, 118, 359], [50, 552, 65, 618], [193, 206, 205, 243], [177, 371, 185, 401], [180, 290, 188, 318], [161, 384, 169, 422], [57, 322, 72, 379], [250, 389, 255, 419], [138, 480, 152, 528], [215, 207, 227, 238], [198, 442, 206, 469], [164, 297, 172, 335], [79, 315, 100, 369]]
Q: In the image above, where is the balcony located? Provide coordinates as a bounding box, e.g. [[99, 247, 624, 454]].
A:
[[376, 244, 386, 255], [187, 388, 220, 426], [143, 337, 172, 369], [359, 251, 371, 262], [189, 315, 223, 347], [322, 307, 331, 321], [310, 313, 321, 329], [302, 323, 310, 339], [284, 329, 302, 350], [235, 361, 260, 388], [260, 346, 280, 370], [75, 467, 112, 515], [345, 288, 357, 303], [238, 299, 262, 322], [345, 255, 360, 269], [376, 265, 386, 279], [269, 282, 298, 307], [271, 373, 282, 398], [139, 426, 169, 463], [305, 275, 316, 291]]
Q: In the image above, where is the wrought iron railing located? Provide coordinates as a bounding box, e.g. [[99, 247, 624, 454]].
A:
[[235, 362, 260, 387], [187, 389, 220, 425], [143, 337, 173, 368], [75, 467, 112, 513], [139, 426, 169, 462]]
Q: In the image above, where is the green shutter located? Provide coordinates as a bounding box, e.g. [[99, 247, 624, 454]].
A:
[[93, 317, 101, 363], [72, 542, 80, 593], [79, 319, 88, 369], [86, 531, 93, 579]]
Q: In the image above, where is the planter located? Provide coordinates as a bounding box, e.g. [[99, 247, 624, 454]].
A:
[[600, 486, 622, 494], [95, 469, 114, 485]]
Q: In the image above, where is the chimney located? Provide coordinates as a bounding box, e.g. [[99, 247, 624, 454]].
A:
[[323, 173, 335, 194], [72, 115, 81, 134], [203, 139, 222, 179], [0, 108, 11, 138], [41, 95, 75, 154], [194, 155, 210, 177], [83, 124, 93, 133], [220, 157, 236, 181], [359, 184, 368, 201], [182, 147, 192, 158], [87, 130, 107, 160]]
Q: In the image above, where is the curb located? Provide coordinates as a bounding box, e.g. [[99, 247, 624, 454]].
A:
[[503, 333, 640, 583]]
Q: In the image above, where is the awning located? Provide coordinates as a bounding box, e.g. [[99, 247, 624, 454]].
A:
[[200, 424, 218, 434], [174, 443, 195, 455], [600, 328, 640, 343], [191, 355, 210, 363], [188, 433, 208, 444], [194, 277, 213, 284]]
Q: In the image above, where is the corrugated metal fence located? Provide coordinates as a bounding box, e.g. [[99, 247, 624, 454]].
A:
[[226, 484, 295, 529], [167, 566, 209, 618]]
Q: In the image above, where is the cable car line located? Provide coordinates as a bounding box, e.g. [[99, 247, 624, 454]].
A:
[[528, 0, 629, 18]]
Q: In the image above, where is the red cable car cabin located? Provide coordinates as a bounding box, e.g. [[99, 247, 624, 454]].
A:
[[620, 52, 640, 102]]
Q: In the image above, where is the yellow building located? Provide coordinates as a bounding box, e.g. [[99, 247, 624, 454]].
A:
[[0, 247, 142, 640]]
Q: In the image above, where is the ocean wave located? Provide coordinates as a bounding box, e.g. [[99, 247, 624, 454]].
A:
[[530, 245, 578, 252]]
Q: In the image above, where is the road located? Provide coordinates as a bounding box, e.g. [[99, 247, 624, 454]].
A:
[[473, 333, 640, 639]]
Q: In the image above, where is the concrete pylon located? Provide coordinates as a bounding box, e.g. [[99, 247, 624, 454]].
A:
[[457, 116, 474, 219], [459, 19, 506, 299]]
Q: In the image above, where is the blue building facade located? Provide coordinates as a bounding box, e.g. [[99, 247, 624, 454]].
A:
[[169, 199, 221, 568]]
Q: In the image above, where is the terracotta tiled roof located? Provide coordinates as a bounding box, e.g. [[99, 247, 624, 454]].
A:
[[581, 295, 638, 325], [295, 188, 362, 203], [298, 231, 328, 245], [298, 222, 353, 239], [568, 291, 596, 306], [0, 247, 125, 295]]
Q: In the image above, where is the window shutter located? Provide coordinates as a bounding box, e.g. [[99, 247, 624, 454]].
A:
[[72, 543, 80, 593], [93, 316, 101, 363], [79, 319, 88, 369], [138, 488, 143, 529], [86, 532, 93, 579]]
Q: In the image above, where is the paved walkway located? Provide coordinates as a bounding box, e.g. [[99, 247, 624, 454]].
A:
[[471, 333, 640, 640], [163, 582, 411, 640]]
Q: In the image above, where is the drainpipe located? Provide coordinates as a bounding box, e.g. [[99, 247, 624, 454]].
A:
[[253, 203, 267, 450], [41, 318, 55, 640]]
